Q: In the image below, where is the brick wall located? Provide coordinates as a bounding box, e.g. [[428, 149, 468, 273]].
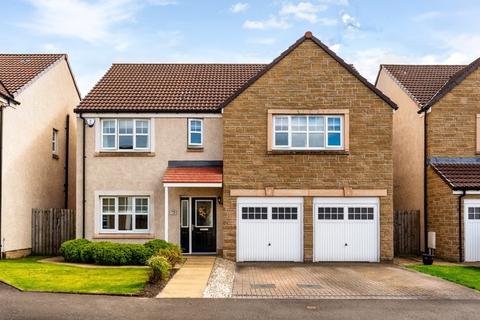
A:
[[222, 39, 394, 261]]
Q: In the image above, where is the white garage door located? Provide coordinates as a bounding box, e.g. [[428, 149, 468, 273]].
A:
[[464, 200, 480, 262], [237, 197, 303, 262], [314, 197, 379, 262]]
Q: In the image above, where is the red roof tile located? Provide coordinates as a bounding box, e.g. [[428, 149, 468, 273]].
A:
[[162, 167, 223, 184], [0, 80, 12, 99], [0, 54, 65, 94], [431, 162, 480, 190], [75, 64, 266, 113], [381, 64, 466, 106]]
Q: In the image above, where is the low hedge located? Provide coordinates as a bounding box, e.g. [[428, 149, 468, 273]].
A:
[[60, 239, 178, 266]]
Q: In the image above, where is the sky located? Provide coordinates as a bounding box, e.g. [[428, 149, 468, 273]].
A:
[[1, 0, 479, 96]]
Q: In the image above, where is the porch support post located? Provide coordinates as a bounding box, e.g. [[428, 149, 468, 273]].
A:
[[164, 186, 169, 242]]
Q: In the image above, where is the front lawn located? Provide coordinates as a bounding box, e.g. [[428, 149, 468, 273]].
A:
[[407, 265, 480, 291], [0, 256, 149, 295]]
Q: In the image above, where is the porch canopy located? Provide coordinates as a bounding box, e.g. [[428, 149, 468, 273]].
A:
[[162, 161, 223, 241]]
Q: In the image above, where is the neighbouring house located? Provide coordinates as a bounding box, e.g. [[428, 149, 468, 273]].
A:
[[0, 54, 80, 258], [376, 58, 480, 262], [75, 32, 396, 262]]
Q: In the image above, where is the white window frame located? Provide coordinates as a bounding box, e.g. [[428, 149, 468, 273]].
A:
[[100, 119, 150, 151], [99, 196, 150, 233], [188, 118, 203, 147], [272, 115, 343, 150], [52, 128, 58, 155]]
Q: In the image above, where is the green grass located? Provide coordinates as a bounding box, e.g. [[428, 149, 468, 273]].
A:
[[407, 264, 480, 291], [0, 256, 149, 295]]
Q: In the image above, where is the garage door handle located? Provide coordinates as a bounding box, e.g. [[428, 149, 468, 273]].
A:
[[345, 243, 348, 247], [268, 243, 271, 246]]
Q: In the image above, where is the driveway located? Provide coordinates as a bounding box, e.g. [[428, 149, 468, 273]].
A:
[[232, 263, 480, 299]]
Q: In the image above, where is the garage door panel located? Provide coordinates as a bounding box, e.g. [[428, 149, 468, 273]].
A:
[[314, 198, 379, 262], [465, 202, 480, 262], [237, 198, 303, 262]]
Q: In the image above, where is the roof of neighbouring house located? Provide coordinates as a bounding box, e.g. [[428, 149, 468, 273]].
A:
[[162, 166, 223, 184], [0, 80, 12, 99], [75, 63, 266, 113], [76, 32, 397, 113], [0, 54, 65, 94], [380, 64, 466, 107], [418, 57, 480, 112], [431, 160, 480, 190]]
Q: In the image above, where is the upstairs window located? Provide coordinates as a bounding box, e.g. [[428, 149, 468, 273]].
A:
[[272, 115, 343, 150], [101, 119, 150, 151], [188, 118, 203, 147]]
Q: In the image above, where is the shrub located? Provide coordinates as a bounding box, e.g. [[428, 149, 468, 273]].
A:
[[59, 238, 179, 266], [147, 256, 172, 283], [126, 244, 151, 265], [144, 239, 176, 256], [157, 245, 184, 266], [60, 239, 91, 263]]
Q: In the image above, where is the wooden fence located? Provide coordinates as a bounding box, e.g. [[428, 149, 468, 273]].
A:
[[394, 210, 420, 256], [32, 208, 76, 255]]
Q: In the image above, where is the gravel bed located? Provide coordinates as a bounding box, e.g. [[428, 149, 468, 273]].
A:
[[203, 258, 235, 298]]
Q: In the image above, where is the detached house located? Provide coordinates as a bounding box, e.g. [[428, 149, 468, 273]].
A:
[[75, 32, 396, 262], [0, 54, 80, 258], [376, 58, 480, 262]]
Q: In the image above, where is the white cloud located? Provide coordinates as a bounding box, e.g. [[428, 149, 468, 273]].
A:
[[249, 37, 276, 45], [22, 0, 175, 48], [42, 43, 61, 52], [243, 16, 291, 30], [329, 43, 341, 53], [230, 2, 249, 13], [412, 11, 442, 22], [341, 13, 360, 29], [279, 2, 327, 24]]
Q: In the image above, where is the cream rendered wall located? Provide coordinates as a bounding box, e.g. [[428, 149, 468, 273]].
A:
[[376, 69, 425, 250], [76, 116, 223, 249], [2, 59, 79, 253]]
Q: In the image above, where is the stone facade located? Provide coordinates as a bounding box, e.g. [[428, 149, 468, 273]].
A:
[[222, 39, 394, 261], [425, 66, 480, 261], [427, 167, 460, 261], [426, 67, 480, 157]]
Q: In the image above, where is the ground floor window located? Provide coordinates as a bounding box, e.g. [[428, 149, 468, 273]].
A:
[[100, 196, 149, 232]]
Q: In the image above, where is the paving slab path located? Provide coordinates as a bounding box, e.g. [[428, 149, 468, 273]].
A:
[[157, 256, 215, 298]]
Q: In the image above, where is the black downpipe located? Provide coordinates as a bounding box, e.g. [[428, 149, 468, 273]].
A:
[[64, 115, 70, 209], [80, 114, 86, 238], [423, 111, 429, 252], [0, 108, 3, 259], [458, 190, 465, 262]]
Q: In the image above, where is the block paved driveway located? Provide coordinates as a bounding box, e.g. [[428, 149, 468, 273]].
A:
[[232, 263, 480, 299]]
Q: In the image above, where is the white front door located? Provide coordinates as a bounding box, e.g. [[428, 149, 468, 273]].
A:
[[464, 200, 480, 262], [237, 197, 303, 262], [313, 197, 380, 262]]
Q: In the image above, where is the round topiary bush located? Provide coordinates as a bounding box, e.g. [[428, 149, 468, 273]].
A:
[[60, 239, 91, 263]]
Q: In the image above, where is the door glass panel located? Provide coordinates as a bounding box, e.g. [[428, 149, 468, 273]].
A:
[[118, 215, 133, 230], [195, 200, 213, 227], [181, 199, 189, 227]]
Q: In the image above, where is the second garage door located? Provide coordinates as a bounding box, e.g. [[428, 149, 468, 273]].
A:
[[237, 197, 303, 262], [313, 197, 380, 262]]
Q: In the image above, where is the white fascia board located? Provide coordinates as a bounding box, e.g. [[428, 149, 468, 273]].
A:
[[163, 183, 222, 188], [80, 113, 222, 118]]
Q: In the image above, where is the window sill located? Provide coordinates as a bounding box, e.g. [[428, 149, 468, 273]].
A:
[[267, 150, 349, 155], [93, 233, 154, 239], [187, 146, 204, 152], [52, 154, 59, 160], [95, 151, 155, 157]]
